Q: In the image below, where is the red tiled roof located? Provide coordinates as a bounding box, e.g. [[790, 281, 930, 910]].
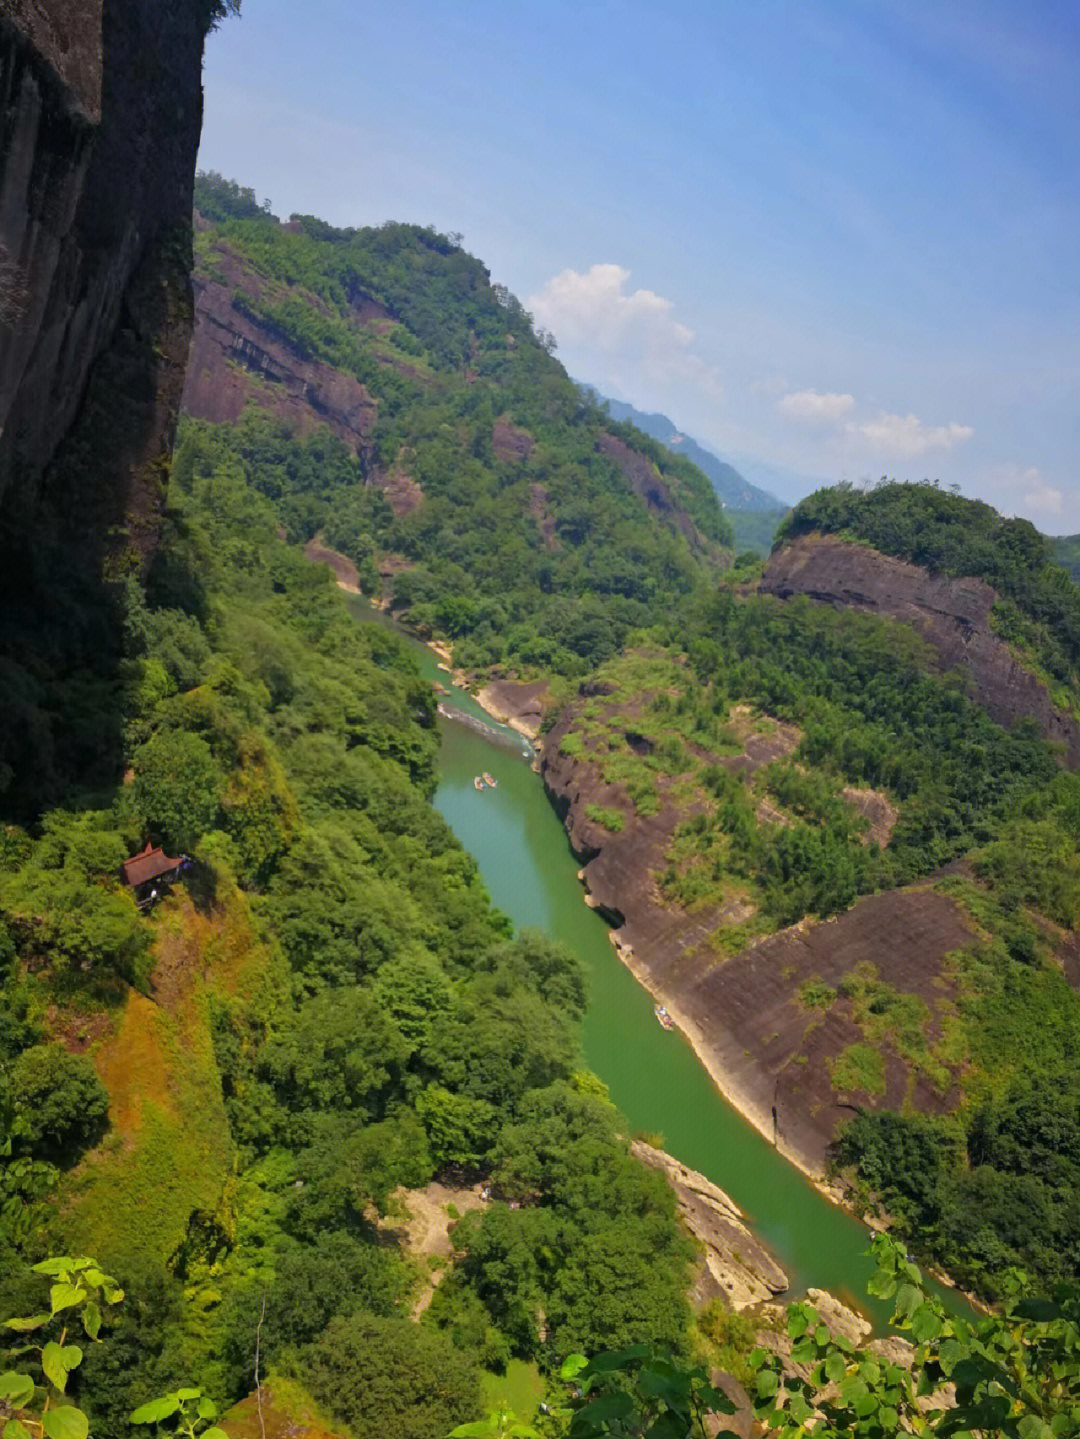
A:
[[122, 843, 183, 888]]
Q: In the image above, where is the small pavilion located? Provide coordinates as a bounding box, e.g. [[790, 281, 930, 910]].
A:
[[122, 843, 189, 904]]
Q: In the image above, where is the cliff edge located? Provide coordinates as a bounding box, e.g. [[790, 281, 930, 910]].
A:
[[761, 534, 1080, 767], [0, 0, 206, 574], [0, 0, 211, 812]]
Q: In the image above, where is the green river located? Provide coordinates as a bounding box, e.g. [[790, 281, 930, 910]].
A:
[[354, 601, 928, 1325]]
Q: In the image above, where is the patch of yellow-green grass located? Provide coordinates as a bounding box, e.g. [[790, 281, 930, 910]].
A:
[[830, 1042, 886, 1096], [58, 898, 251, 1273], [224, 1375, 347, 1439], [839, 964, 952, 1094], [585, 803, 625, 833], [63, 996, 231, 1272], [482, 1360, 544, 1421]]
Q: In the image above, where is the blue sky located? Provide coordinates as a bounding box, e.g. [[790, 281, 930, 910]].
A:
[[200, 1, 1080, 526]]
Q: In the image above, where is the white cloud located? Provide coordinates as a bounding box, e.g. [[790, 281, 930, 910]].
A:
[[778, 389, 855, 424], [1016, 468, 1063, 519], [847, 411, 974, 457], [528, 264, 722, 398]]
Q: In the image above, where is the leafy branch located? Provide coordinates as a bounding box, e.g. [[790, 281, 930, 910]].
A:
[[0, 1255, 124, 1439]]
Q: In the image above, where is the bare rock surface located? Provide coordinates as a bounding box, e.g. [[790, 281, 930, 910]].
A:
[[183, 256, 378, 459], [476, 678, 549, 740], [541, 687, 979, 1178], [1, 0, 204, 569], [763, 533, 1080, 767], [632, 1141, 788, 1309]]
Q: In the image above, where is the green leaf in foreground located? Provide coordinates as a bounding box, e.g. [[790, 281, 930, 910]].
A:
[[130, 1396, 181, 1424], [41, 1408, 88, 1439]]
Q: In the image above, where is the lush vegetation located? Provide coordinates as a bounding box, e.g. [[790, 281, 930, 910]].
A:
[[11, 1236, 1080, 1439], [189, 187, 732, 677], [0, 421, 695, 1438], [780, 480, 1080, 696], [531, 1236, 1080, 1436], [544, 480, 1080, 1300]]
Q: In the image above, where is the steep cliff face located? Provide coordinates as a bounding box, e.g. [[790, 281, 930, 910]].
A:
[[182, 241, 380, 465], [762, 534, 1080, 767], [0, 0, 205, 572], [540, 705, 977, 1177], [0, 0, 208, 813]]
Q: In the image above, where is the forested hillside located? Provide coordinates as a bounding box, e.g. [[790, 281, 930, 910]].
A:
[[781, 481, 1080, 694], [184, 173, 731, 678], [598, 396, 785, 513], [0, 422, 698, 1439], [8, 157, 1080, 1438], [545, 484, 1080, 1301]]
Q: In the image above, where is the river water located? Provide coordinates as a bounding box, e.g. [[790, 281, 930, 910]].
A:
[[353, 601, 901, 1321]]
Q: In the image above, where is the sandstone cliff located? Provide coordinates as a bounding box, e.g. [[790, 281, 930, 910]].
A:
[[541, 693, 977, 1178], [183, 242, 380, 469], [762, 533, 1080, 767], [1, 0, 207, 568], [631, 1141, 788, 1310], [0, 0, 210, 811]]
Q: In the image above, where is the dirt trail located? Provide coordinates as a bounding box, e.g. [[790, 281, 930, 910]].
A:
[[380, 1181, 487, 1317]]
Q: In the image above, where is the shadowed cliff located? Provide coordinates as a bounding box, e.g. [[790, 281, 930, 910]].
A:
[[0, 0, 210, 814]]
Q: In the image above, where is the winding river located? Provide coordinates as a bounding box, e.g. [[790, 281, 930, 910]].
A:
[[354, 600, 915, 1324]]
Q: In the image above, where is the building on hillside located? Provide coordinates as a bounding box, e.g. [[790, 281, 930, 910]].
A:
[[122, 843, 191, 906]]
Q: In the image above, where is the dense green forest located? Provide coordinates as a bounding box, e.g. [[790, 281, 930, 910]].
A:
[[781, 480, 1080, 694], [190, 172, 731, 677], [0, 420, 699, 1439]]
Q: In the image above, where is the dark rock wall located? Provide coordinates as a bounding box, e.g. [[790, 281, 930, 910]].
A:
[[0, 0, 208, 814], [762, 533, 1080, 767], [182, 262, 379, 462], [0, 0, 205, 572]]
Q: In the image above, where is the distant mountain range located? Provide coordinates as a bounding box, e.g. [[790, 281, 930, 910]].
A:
[[596, 396, 786, 514]]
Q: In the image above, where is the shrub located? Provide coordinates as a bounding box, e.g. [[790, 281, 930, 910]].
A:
[[10, 1045, 109, 1159]]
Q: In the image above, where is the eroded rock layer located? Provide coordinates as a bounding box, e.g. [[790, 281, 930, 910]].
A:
[[762, 534, 1080, 766], [541, 698, 978, 1178], [631, 1141, 788, 1310]]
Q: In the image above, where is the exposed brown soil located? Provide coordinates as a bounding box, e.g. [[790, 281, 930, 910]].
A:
[[371, 456, 424, 517], [303, 537, 360, 593], [492, 416, 534, 463], [762, 533, 1080, 767], [528, 482, 559, 548], [842, 786, 899, 847], [377, 1181, 487, 1318]]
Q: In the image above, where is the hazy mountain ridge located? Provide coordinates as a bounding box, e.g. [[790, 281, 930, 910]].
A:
[[596, 396, 786, 513]]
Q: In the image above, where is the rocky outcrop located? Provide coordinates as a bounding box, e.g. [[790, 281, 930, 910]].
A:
[[598, 432, 704, 548], [182, 258, 379, 462], [182, 239, 430, 515], [491, 416, 534, 464], [632, 1141, 788, 1310], [762, 534, 1080, 767], [541, 693, 977, 1178], [0, 1, 209, 814], [0, 0, 206, 570], [476, 677, 549, 741]]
